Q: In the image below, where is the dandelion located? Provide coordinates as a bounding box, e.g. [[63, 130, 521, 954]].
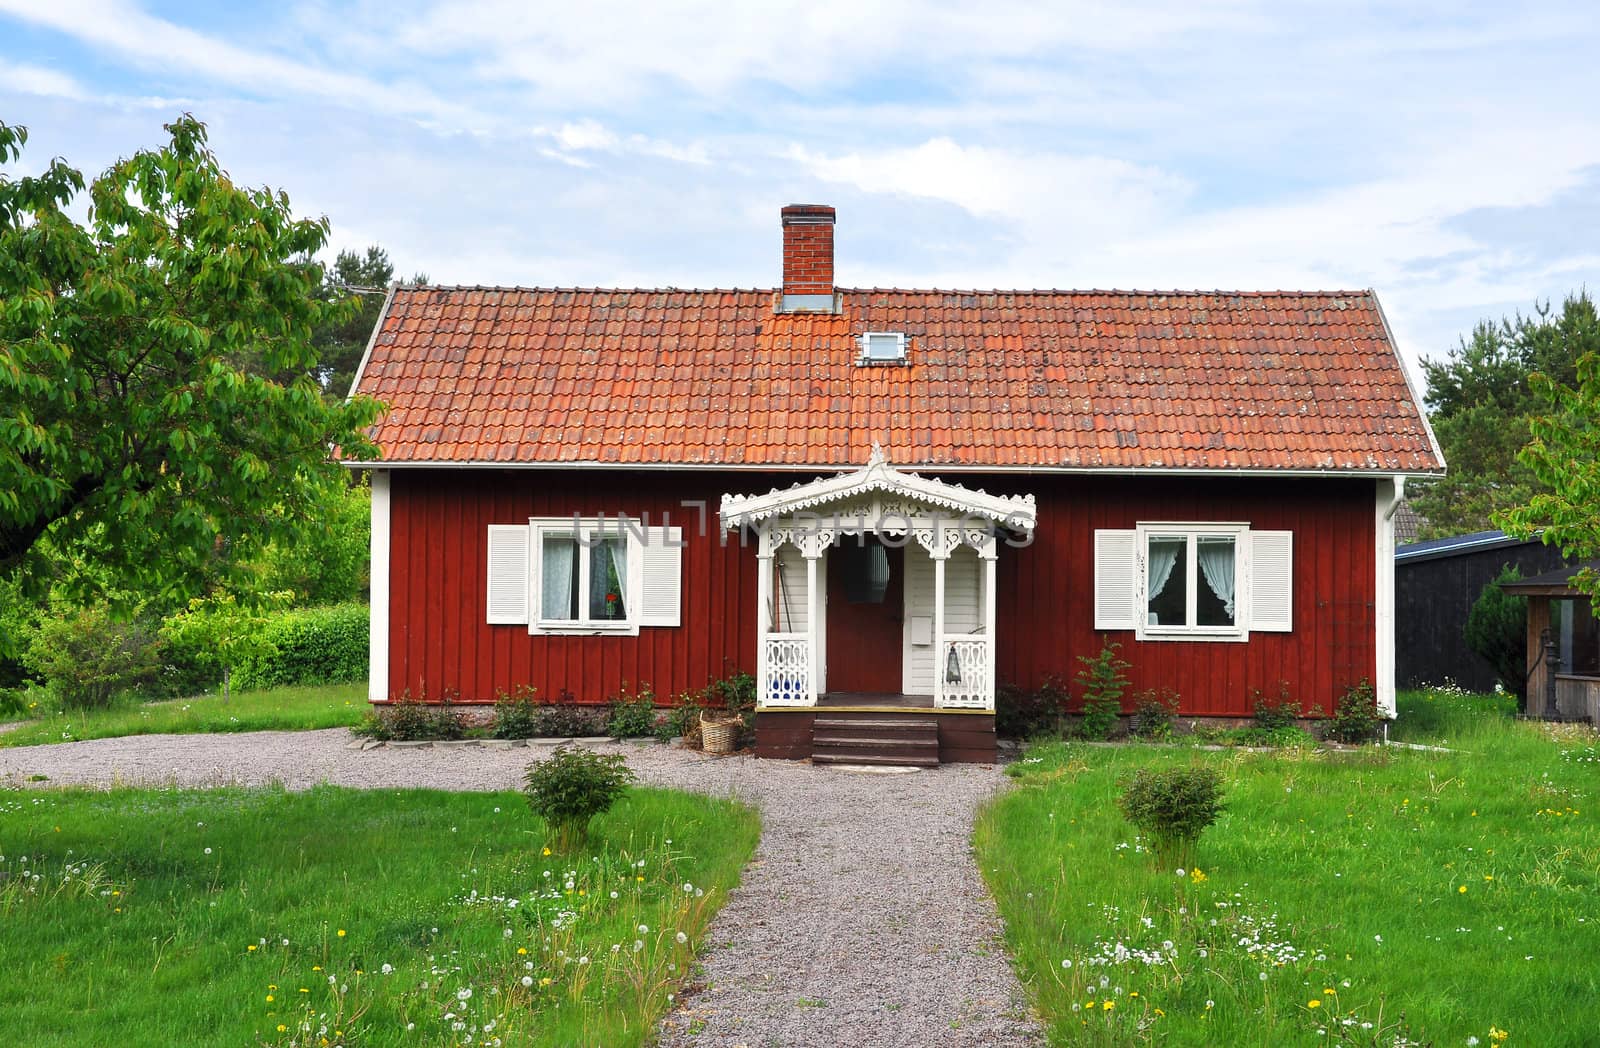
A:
[[457, 987, 472, 1002], [265, 994, 275, 1003], [1205, 1000, 1215, 1010], [677, 931, 688, 944], [337, 928, 346, 937], [521, 976, 534, 987], [1175, 868, 1186, 877], [1459, 885, 1468, 894], [1061, 959, 1072, 969], [539, 977, 552, 987], [204, 847, 212, 855], [1308, 999, 1321, 1008], [683, 882, 694, 893], [247, 945, 257, 952], [1260, 972, 1269, 981]]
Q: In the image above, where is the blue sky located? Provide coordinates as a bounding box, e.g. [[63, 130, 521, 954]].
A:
[[3, 1, 1598, 385]]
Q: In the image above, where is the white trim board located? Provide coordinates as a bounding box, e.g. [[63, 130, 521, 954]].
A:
[[368, 470, 391, 704], [344, 460, 1442, 480]]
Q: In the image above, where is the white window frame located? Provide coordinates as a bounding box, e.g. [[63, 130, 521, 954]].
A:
[[1135, 522, 1248, 642], [531, 516, 643, 636]]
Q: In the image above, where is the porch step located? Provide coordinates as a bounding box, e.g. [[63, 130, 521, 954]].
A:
[[812, 716, 940, 767]]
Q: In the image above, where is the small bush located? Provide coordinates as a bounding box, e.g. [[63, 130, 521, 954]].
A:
[[535, 703, 602, 738], [1129, 688, 1180, 740], [24, 606, 164, 710], [1118, 765, 1226, 864], [1327, 678, 1381, 743], [1250, 681, 1301, 730], [1464, 565, 1528, 697], [523, 746, 636, 849], [661, 692, 704, 745], [361, 692, 466, 741], [1228, 724, 1319, 748], [605, 682, 659, 739], [1075, 640, 1130, 740], [996, 676, 1071, 739], [233, 603, 367, 691], [493, 686, 541, 740]]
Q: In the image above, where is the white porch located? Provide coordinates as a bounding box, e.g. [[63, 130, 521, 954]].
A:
[[720, 449, 1036, 712]]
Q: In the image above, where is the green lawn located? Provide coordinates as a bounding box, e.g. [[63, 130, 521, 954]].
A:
[[0, 682, 368, 748], [0, 784, 760, 1046], [977, 689, 1600, 1046]]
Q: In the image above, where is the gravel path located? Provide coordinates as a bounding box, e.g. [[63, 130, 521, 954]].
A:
[[0, 730, 1041, 1047]]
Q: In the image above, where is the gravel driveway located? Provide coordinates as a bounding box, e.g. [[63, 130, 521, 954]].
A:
[[0, 730, 1041, 1047]]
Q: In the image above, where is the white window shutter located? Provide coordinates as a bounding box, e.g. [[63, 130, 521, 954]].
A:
[[1249, 530, 1293, 632], [485, 524, 530, 624], [635, 526, 683, 627], [1093, 529, 1139, 630]]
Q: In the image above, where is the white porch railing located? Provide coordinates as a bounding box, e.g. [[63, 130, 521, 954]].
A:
[[761, 633, 813, 706], [939, 635, 991, 709]]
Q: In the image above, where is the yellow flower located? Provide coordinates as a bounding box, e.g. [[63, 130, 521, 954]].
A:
[[337, 928, 346, 937], [540, 977, 553, 987], [1459, 885, 1468, 894], [277, 1025, 287, 1033], [1307, 999, 1321, 1008], [312, 965, 322, 972], [542, 847, 552, 856], [247, 945, 257, 952], [1154, 1008, 1165, 1017], [1484, 875, 1494, 881], [1104, 1000, 1115, 1011], [1324, 987, 1336, 995], [517, 947, 527, 955], [637, 875, 644, 882], [1128, 991, 1139, 997], [265, 994, 275, 1002]]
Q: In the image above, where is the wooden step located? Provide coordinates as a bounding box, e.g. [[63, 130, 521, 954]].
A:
[[812, 732, 938, 748], [812, 751, 940, 767], [813, 717, 938, 734]]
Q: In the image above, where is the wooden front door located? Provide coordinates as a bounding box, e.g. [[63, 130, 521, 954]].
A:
[[826, 536, 904, 694]]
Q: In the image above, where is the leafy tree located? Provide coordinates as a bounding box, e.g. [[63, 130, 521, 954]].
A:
[[1411, 293, 1599, 537], [1499, 345, 1600, 606], [0, 116, 382, 606], [159, 591, 287, 703], [1463, 564, 1528, 697], [312, 246, 426, 397]]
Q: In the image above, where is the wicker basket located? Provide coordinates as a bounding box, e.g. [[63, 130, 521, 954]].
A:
[[700, 712, 739, 755]]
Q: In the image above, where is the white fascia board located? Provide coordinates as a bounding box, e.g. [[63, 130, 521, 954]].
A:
[[344, 459, 1445, 481], [346, 282, 399, 403]]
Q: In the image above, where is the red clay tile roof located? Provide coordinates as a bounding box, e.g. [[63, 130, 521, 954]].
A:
[[350, 286, 1444, 473]]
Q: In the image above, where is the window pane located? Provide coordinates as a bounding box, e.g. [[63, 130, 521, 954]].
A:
[[1147, 536, 1187, 626], [541, 535, 578, 620], [1196, 535, 1236, 626], [588, 537, 628, 621]]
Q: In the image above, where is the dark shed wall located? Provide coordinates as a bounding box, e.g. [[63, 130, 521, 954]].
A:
[[385, 470, 1378, 716], [1395, 540, 1568, 692]]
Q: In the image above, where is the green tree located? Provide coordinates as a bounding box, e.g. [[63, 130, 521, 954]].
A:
[[1499, 345, 1600, 606], [1411, 293, 1599, 537], [0, 116, 382, 607], [160, 592, 286, 703], [312, 246, 426, 397]]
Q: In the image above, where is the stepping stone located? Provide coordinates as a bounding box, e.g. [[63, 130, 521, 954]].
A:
[[389, 740, 432, 749], [435, 739, 481, 748], [482, 739, 527, 749]]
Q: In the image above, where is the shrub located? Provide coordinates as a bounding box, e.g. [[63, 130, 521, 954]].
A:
[[996, 676, 1070, 739], [1327, 678, 1381, 743], [1075, 640, 1130, 740], [233, 603, 367, 691], [523, 746, 636, 849], [661, 691, 704, 745], [605, 682, 659, 739], [1250, 681, 1300, 730], [492, 686, 541, 740], [24, 605, 163, 710], [360, 692, 466, 741], [535, 703, 602, 738], [1465, 564, 1528, 697], [1118, 765, 1226, 864], [1129, 688, 1180, 740]]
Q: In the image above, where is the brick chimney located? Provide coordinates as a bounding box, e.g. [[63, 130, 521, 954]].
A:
[[779, 204, 836, 312]]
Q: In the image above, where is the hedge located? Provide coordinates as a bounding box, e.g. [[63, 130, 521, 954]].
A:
[[234, 603, 368, 691]]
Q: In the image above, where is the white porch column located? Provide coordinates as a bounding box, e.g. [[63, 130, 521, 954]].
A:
[[980, 536, 998, 711], [756, 530, 774, 704], [932, 545, 949, 709], [804, 542, 824, 705]]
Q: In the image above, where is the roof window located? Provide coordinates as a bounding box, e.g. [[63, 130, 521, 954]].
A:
[[858, 331, 908, 366]]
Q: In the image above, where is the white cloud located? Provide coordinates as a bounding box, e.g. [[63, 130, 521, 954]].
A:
[[0, 58, 91, 101]]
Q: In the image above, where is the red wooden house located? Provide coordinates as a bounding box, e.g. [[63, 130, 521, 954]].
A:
[[347, 204, 1444, 762]]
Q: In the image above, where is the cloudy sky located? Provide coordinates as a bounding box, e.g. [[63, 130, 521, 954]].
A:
[[3, 1, 1598, 385]]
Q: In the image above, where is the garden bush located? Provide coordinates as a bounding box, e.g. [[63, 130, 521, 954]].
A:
[[996, 676, 1070, 739], [1117, 765, 1226, 864], [1128, 688, 1180, 740], [1464, 564, 1527, 697], [1249, 681, 1301, 730], [23, 605, 163, 710], [1327, 677, 1382, 743], [1075, 640, 1130, 740], [523, 745, 636, 849], [606, 682, 659, 738], [492, 686, 541, 739], [535, 703, 604, 738], [233, 602, 367, 690], [355, 692, 466, 741]]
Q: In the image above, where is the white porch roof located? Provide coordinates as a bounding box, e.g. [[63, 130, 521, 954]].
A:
[[719, 446, 1037, 533]]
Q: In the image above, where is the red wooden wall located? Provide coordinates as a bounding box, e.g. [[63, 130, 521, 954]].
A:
[[384, 469, 1376, 716]]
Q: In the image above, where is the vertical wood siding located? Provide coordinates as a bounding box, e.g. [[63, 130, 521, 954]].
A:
[[386, 470, 1376, 715]]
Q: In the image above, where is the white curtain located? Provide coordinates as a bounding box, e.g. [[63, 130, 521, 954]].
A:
[[610, 537, 630, 617], [541, 536, 576, 619], [1147, 538, 1182, 601], [1197, 538, 1236, 618]]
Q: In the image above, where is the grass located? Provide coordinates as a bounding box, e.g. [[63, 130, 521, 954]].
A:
[[977, 688, 1600, 1046], [0, 783, 760, 1046], [0, 683, 368, 748]]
